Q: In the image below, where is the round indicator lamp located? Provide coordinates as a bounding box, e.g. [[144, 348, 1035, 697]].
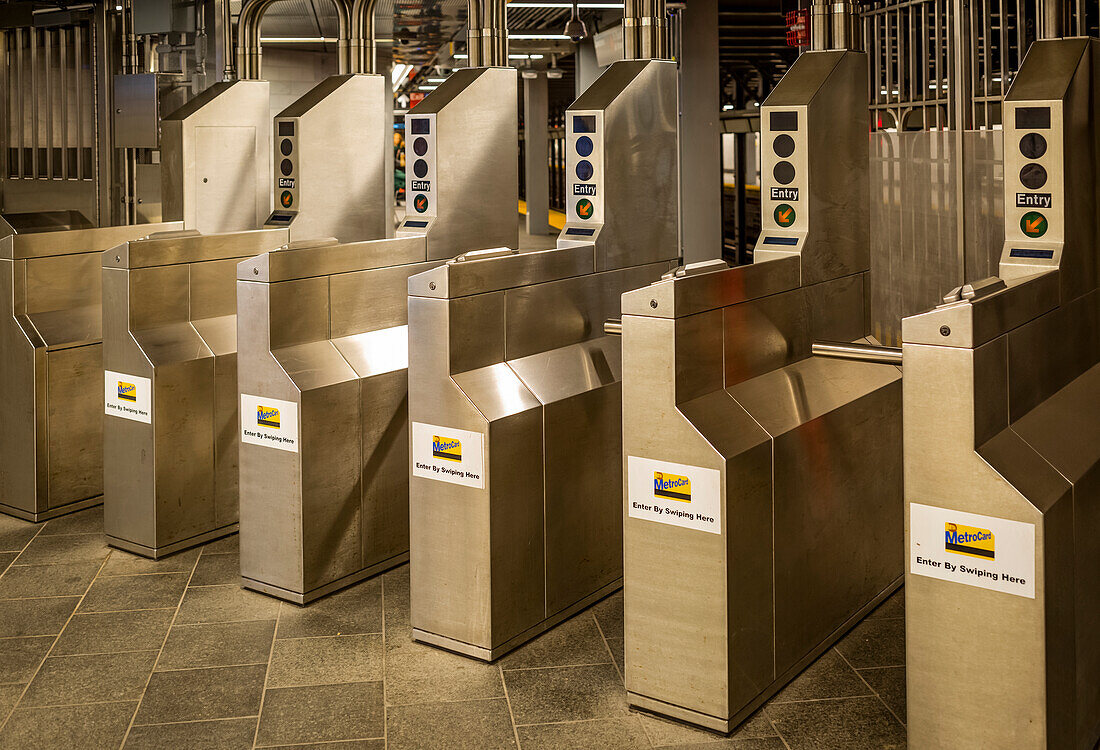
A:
[[280, 139, 293, 156], [280, 191, 293, 208], [1019, 132, 1047, 159], [576, 136, 594, 157], [413, 159, 429, 179], [413, 137, 428, 156], [772, 134, 795, 158], [413, 194, 429, 214], [575, 160, 594, 181], [280, 159, 293, 177], [773, 161, 795, 185], [1019, 163, 1047, 190]]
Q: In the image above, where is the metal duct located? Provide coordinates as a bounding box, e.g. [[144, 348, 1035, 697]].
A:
[[622, 0, 667, 60], [622, 0, 639, 59], [236, 0, 352, 79], [464, 0, 507, 67], [350, 0, 377, 73]]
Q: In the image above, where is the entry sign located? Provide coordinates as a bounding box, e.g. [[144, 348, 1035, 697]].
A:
[[774, 203, 796, 228], [909, 503, 1035, 598], [1020, 211, 1048, 238], [627, 456, 721, 535]]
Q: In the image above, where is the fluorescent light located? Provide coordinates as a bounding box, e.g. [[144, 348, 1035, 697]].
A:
[[426, 77, 447, 82], [392, 63, 413, 90], [508, 53, 545, 59], [454, 53, 469, 59], [260, 37, 337, 43], [509, 2, 624, 6], [722, 104, 733, 111], [418, 85, 438, 91], [508, 34, 571, 40]]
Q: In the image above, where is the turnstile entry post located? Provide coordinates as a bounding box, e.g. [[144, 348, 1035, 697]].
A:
[[620, 49, 903, 733], [263, 74, 394, 243], [407, 58, 679, 661], [236, 64, 518, 604], [902, 38, 1100, 749], [161, 80, 272, 234], [102, 228, 289, 559], [0, 219, 182, 522]]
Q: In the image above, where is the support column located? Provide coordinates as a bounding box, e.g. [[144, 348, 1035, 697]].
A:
[[378, 43, 395, 236], [523, 72, 550, 235], [678, 0, 721, 262], [574, 38, 604, 99]]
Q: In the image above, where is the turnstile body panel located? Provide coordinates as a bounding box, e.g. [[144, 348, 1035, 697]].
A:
[[621, 51, 903, 732], [0, 220, 181, 521], [237, 238, 440, 603], [266, 74, 393, 243], [903, 38, 1100, 750], [407, 59, 679, 659], [102, 228, 287, 557], [161, 80, 271, 233]]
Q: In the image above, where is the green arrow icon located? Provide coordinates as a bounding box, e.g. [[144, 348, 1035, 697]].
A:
[[1020, 211, 1048, 238], [576, 199, 594, 220]]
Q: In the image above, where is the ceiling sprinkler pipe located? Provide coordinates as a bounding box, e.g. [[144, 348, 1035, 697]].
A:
[[351, 0, 378, 73]]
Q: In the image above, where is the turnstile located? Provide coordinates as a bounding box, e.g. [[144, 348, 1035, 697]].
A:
[[161, 80, 271, 234], [235, 66, 516, 603], [903, 37, 1100, 749], [0, 216, 181, 521], [619, 50, 903, 732], [407, 59, 678, 660], [102, 228, 288, 558], [262, 74, 394, 242]]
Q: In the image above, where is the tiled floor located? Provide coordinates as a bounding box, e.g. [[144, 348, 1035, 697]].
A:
[[0, 506, 906, 749]]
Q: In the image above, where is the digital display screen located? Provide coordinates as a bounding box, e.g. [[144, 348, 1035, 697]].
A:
[[1015, 107, 1051, 129], [565, 227, 596, 236], [573, 115, 596, 134], [403, 220, 429, 228], [770, 111, 798, 131], [410, 118, 430, 135], [278, 121, 295, 136], [1009, 247, 1054, 259], [267, 212, 294, 224], [761, 236, 799, 246]]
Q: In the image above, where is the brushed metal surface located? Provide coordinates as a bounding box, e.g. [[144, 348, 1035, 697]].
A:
[[0, 221, 179, 520], [161, 80, 271, 233], [102, 228, 287, 557]]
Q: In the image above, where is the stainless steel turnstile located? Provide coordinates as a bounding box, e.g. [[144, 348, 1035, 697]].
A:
[[407, 59, 678, 660], [903, 38, 1100, 749], [262, 74, 394, 242], [102, 228, 287, 558], [620, 50, 903, 732], [161, 80, 271, 234], [0, 217, 180, 521], [235, 66, 516, 603]]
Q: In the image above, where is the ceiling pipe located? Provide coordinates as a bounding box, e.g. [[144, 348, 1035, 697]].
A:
[[463, 0, 507, 67], [466, 0, 484, 66], [222, 0, 236, 79], [622, 0, 639, 59], [350, 0, 378, 73], [237, 0, 352, 80]]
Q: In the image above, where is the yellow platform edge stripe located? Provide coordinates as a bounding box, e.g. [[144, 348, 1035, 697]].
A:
[[518, 200, 567, 230]]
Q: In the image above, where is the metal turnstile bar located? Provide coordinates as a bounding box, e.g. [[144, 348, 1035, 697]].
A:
[[811, 340, 903, 365]]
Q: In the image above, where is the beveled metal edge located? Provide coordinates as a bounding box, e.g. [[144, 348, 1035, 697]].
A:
[[408, 242, 597, 298], [106, 228, 290, 269], [241, 551, 409, 604], [0, 495, 102, 523], [5, 222, 183, 260], [238, 236, 428, 282], [106, 524, 238, 560]]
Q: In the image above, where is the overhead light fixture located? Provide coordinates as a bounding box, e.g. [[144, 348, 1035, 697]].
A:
[[454, 53, 469, 59], [418, 85, 438, 91], [392, 63, 414, 90], [509, 34, 571, 40], [426, 77, 447, 82], [509, 2, 623, 7], [562, 0, 588, 42], [260, 37, 338, 43], [508, 53, 546, 59]]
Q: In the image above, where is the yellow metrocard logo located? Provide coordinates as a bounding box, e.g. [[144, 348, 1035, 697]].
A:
[[945, 522, 994, 560], [654, 471, 691, 503], [433, 436, 462, 462], [257, 405, 280, 429], [117, 381, 137, 402]]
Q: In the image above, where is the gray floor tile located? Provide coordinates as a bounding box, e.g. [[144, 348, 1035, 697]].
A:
[[835, 617, 905, 669], [52, 609, 176, 655], [21, 650, 158, 707], [500, 615, 612, 670], [0, 701, 137, 750], [0, 636, 54, 684], [15, 533, 109, 565], [385, 633, 505, 706], [39, 506, 104, 536], [157, 620, 276, 670], [0, 560, 101, 599], [190, 553, 241, 586], [255, 681, 384, 746], [772, 650, 874, 703], [123, 717, 258, 750], [0, 596, 80, 637], [135, 664, 267, 724], [640, 710, 778, 746], [866, 588, 904, 619], [0, 684, 22, 720], [387, 698, 517, 750], [504, 663, 629, 725], [201, 534, 240, 555], [766, 696, 906, 750], [859, 666, 906, 724], [267, 633, 382, 688], [591, 590, 624, 640], [662, 739, 788, 749], [79, 572, 190, 613], [517, 716, 650, 749], [176, 584, 281, 625], [607, 636, 625, 676], [100, 548, 200, 577], [0, 553, 16, 576], [276, 578, 383, 639], [0, 518, 39, 554]]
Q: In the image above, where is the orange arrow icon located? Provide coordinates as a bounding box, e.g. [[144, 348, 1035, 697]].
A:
[[1024, 217, 1043, 233], [578, 202, 592, 218], [778, 208, 792, 223]]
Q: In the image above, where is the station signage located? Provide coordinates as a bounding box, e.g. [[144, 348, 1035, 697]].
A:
[[411, 180, 430, 192], [627, 456, 721, 535], [240, 394, 299, 453], [278, 178, 295, 189], [411, 422, 485, 488], [909, 503, 1035, 598], [1015, 193, 1051, 209], [573, 184, 597, 196], [104, 371, 151, 423], [770, 187, 799, 201]]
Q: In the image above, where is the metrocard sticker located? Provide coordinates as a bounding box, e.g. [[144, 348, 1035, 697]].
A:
[[627, 457, 721, 535], [240, 394, 299, 453], [104, 371, 151, 423], [411, 422, 485, 489], [910, 503, 1035, 599]]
